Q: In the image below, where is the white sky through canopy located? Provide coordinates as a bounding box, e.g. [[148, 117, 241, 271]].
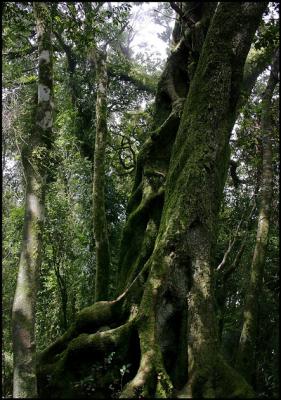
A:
[[129, 2, 173, 62]]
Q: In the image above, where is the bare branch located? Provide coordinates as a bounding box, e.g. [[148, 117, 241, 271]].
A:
[[217, 200, 256, 272]]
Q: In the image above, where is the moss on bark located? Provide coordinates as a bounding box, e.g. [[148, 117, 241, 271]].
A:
[[92, 47, 111, 302], [36, 3, 267, 398]]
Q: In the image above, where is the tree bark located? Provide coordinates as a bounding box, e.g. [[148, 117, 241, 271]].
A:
[[235, 48, 279, 384], [12, 2, 53, 398], [131, 3, 267, 397], [117, 2, 216, 296], [36, 3, 268, 398], [92, 46, 111, 302]]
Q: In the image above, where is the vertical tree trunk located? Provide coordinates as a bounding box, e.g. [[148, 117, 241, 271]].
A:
[[12, 2, 53, 398], [216, 201, 256, 342], [92, 47, 111, 302], [121, 3, 267, 398], [117, 3, 216, 297], [236, 49, 279, 384]]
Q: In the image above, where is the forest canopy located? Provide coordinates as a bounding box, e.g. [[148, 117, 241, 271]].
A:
[[2, 2, 279, 399]]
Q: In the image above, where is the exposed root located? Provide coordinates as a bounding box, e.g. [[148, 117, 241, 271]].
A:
[[37, 320, 137, 398], [65, 321, 135, 363], [38, 255, 153, 374], [120, 254, 175, 398], [38, 297, 127, 366], [120, 349, 173, 398], [120, 350, 156, 398], [37, 219, 255, 399], [176, 354, 255, 399]]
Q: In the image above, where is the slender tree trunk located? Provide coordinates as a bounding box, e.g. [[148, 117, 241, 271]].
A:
[[236, 49, 279, 384], [92, 46, 111, 302], [54, 263, 68, 332], [12, 3, 53, 398], [56, 3, 112, 302], [215, 200, 256, 341]]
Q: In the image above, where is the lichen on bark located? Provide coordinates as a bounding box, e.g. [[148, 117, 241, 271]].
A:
[[12, 2, 54, 398]]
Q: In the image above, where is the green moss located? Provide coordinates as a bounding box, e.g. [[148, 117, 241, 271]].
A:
[[38, 322, 136, 398], [155, 370, 173, 398], [118, 183, 164, 293], [117, 101, 181, 296]]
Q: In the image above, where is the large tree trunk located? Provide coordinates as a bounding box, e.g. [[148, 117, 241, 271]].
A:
[[235, 48, 279, 385], [117, 2, 216, 295], [123, 4, 266, 397], [37, 3, 267, 398], [12, 2, 53, 398]]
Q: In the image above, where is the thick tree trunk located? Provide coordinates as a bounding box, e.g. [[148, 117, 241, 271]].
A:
[[36, 3, 267, 398], [117, 2, 216, 295], [12, 2, 53, 398], [92, 47, 111, 302], [235, 48, 279, 384], [125, 4, 266, 397]]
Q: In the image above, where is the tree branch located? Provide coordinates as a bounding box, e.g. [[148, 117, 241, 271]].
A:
[[217, 200, 256, 272], [3, 46, 37, 60]]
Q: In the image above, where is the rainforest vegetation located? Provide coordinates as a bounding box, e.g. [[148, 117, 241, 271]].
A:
[[2, 2, 279, 398]]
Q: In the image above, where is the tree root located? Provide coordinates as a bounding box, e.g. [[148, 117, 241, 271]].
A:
[[37, 277, 255, 399], [175, 354, 255, 399], [37, 235, 255, 399], [120, 348, 173, 398], [120, 350, 156, 397], [38, 296, 128, 366], [37, 318, 138, 398]]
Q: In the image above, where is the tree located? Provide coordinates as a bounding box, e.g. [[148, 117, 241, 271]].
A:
[[36, 3, 272, 398], [212, 39, 279, 396], [236, 48, 279, 384], [11, 2, 54, 397], [91, 45, 111, 302], [50, 2, 147, 303]]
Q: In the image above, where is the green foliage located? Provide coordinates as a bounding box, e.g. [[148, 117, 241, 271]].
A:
[[2, 2, 279, 398], [151, 2, 174, 46], [36, 106, 95, 347], [214, 66, 279, 397], [253, 3, 279, 51]]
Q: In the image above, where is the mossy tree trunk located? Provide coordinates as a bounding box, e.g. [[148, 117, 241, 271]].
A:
[[37, 3, 268, 398], [82, 2, 112, 303], [117, 2, 216, 295], [12, 2, 53, 398], [92, 46, 111, 302], [124, 4, 267, 397], [235, 48, 279, 385]]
